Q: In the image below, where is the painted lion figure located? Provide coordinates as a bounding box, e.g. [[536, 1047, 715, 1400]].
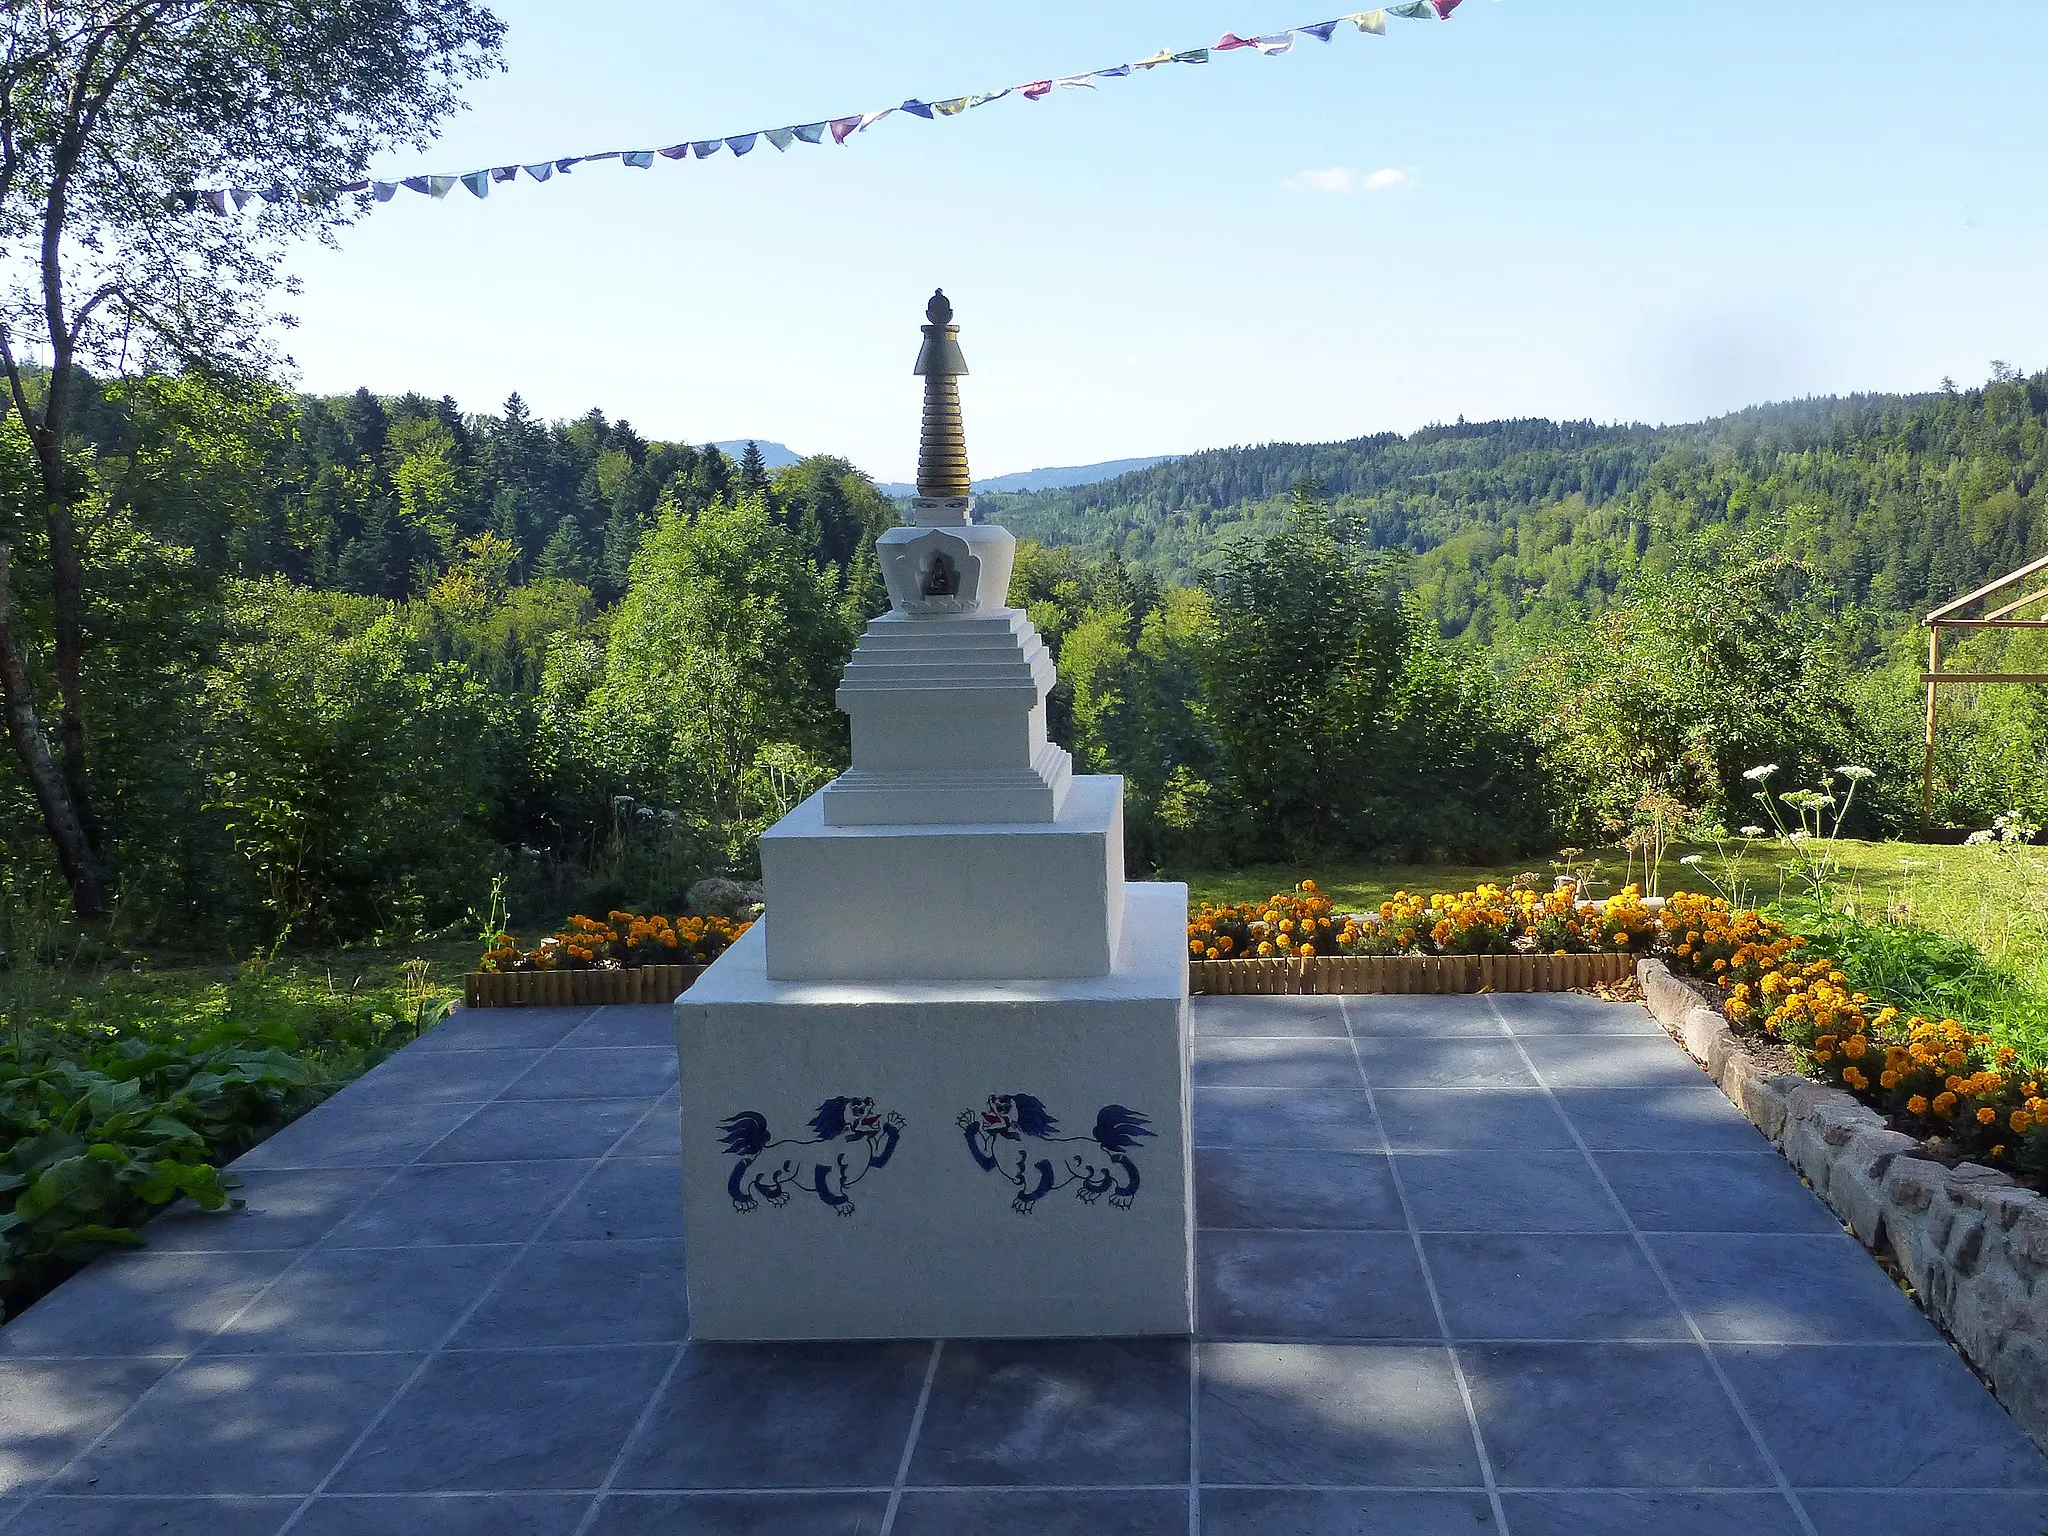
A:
[[957, 1093, 1154, 1215], [718, 1096, 904, 1217]]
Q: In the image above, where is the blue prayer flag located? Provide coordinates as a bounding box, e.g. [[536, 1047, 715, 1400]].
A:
[[1301, 20, 1340, 41], [692, 140, 722, 158], [900, 100, 934, 119], [793, 122, 827, 143], [402, 176, 431, 194], [491, 165, 518, 182], [622, 150, 654, 167], [524, 163, 554, 181], [372, 182, 399, 200], [726, 133, 758, 155], [460, 170, 490, 198]]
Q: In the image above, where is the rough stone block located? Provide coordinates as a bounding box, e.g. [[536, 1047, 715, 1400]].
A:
[[1948, 1213, 1990, 1278], [1882, 1155, 1945, 1217], [1948, 1162, 2021, 1211], [1638, 962, 1694, 1024], [1889, 1204, 1953, 1309], [2013, 1208, 2048, 1280], [1781, 1114, 1836, 1190], [1952, 1262, 2032, 1373], [1785, 1081, 1833, 1124], [1817, 1095, 1886, 1148], [1993, 1333, 2048, 1450], [1678, 1005, 1727, 1064], [1827, 1130, 1916, 1247], [1981, 1187, 2042, 1233]]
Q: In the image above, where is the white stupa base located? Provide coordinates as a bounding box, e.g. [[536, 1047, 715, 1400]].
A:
[[674, 882, 1192, 1340], [762, 775, 1124, 982]]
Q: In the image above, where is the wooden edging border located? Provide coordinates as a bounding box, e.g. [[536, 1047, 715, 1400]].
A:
[[462, 965, 707, 1008], [1637, 958, 2048, 1454], [1190, 950, 1638, 996]]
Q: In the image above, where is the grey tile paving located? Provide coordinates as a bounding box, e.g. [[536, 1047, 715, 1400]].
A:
[[51, 1352, 422, 1494], [1393, 1149, 1627, 1232], [895, 1488, 1187, 1534], [1343, 994, 1504, 1038], [1499, 1490, 1805, 1534], [1192, 995, 1347, 1037], [1592, 1149, 1843, 1233], [323, 1160, 595, 1247], [909, 1339, 1189, 1485], [1717, 1342, 2048, 1489], [1193, 1035, 1364, 1090], [7, 994, 2048, 1535], [1651, 1233, 1938, 1343], [6, 1496, 297, 1536], [1459, 1342, 1774, 1489], [613, 1340, 929, 1490], [1199, 1341, 1483, 1486], [1200, 1230, 1438, 1341], [1354, 1036, 1537, 1090], [1192, 1088, 1380, 1151], [1201, 1488, 1500, 1534], [1421, 1233, 1690, 1341], [331, 1345, 673, 1493], [587, 1491, 889, 1534], [293, 1493, 591, 1535], [1195, 1148, 1405, 1230]]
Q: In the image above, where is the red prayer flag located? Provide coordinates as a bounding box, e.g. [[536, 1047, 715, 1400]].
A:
[[1020, 80, 1052, 100], [828, 115, 861, 144], [1215, 32, 1256, 50], [1432, 0, 1463, 15]]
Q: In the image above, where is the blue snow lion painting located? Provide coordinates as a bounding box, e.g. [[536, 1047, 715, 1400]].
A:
[[957, 1094, 1154, 1215], [718, 1097, 904, 1216]]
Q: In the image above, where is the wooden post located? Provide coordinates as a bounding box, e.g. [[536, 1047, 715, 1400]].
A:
[[1921, 625, 1940, 832]]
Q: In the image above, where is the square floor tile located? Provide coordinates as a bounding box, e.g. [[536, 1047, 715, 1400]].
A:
[[1201, 1230, 1437, 1341], [1552, 1085, 1766, 1152], [451, 1239, 688, 1348], [1518, 1035, 1704, 1088], [233, 1097, 487, 1171], [419, 1099, 651, 1163], [540, 1157, 683, 1242], [338, 1049, 549, 1105], [1199, 1342, 1481, 1486], [563, 1006, 677, 1048], [206, 1246, 516, 1355], [1193, 1089, 1379, 1152], [53, 1353, 421, 1495], [1372, 1090, 1577, 1151], [499, 1048, 677, 1101], [615, 1098, 681, 1159], [0, 1358, 176, 1493], [1594, 1152, 1840, 1234], [1460, 1342, 1772, 1489], [1193, 997, 1348, 1038], [1194, 1036, 1363, 1090], [1802, 1490, 2048, 1536], [1500, 1491, 1804, 1535], [1716, 1343, 2048, 1488], [1341, 995, 1504, 1039], [323, 1161, 595, 1247], [141, 1168, 386, 1253], [1422, 1233, 1688, 1341], [1493, 995, 1664, 1036], [7, 1496, 296, 1536], [1650, 1233, 1936, 1342], [332, 1346, 673, 1492], [588, 1492, 889, 1534], [1394, 1150, 1626, 1233], [293, 1493, 591, 1535], [1355, 1038, 1537, 1091], [407, 1007, 597, 1053], [1201, 1489, 1499, 1535], [909, 1338, 1189, 1486], [614, 1341, 930, 1490], [0, 1250, 295, 1358], [895, 1489, 1186, 1535], [1196, 1148, 1404, 1230]]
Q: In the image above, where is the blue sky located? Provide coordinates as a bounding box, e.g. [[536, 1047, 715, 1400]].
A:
[[281, 1, 2048, 483]]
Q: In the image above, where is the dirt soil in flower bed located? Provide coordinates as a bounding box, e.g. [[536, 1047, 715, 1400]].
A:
[[1663, 969, 2047, 1197]]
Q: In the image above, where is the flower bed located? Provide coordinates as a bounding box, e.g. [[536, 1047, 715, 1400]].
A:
[[464, 910, 752, 1009], [1655, 890, 2045, 1178]]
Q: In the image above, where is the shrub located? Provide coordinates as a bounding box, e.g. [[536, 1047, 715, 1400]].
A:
[[481, 909, 753, 972]]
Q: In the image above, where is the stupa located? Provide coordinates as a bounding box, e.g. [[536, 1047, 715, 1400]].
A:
[[674, 291, 1193, 1340]]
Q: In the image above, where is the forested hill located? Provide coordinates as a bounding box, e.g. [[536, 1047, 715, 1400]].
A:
[[983, 376, 2048, 644]]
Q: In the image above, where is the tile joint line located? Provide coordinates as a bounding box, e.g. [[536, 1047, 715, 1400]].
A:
[[878, 1338, 945, 1536]]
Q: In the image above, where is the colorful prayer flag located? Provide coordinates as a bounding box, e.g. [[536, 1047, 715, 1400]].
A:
[[1300, 20, 1340, 41], [1172, 48, 1210, 63], [1348, 9, 1388, 32], [900, 99, 935, 118], [857, 108, 895, 131], [1021, 80, 1053, 99], [1252, 32, 1295, 53], [402, 175, 431, 194], [794, 122, 828, 143], [1133, 49, 1174, 69], [1094, 65, 1132, 79], [491, 165, 518, 182], [1217, 32, 1257, 49], [828, 116, 861, 144], [692, 140, 722, 158], [523, 163, 554, 181], [765, 126, 797, 149], [725, 134, 757, 155], [1388, 2, 1433, 16], [373, 182, 399, 200], [231, 188, 257, 211], [1055, 73, 1096, 89], [427, 175, 457, 197], [621, 150, 655, 167], [1433, 0, 1463, 15], [460, 170, 491, 196]]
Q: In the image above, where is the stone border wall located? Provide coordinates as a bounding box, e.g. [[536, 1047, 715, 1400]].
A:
[[463, 965, 707, 1008], [1638, 958, 2048, 1452], [1192, 951, 1636, 996]]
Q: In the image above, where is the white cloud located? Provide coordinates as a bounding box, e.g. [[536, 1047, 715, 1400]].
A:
[[1282, 166, 1416, 195]]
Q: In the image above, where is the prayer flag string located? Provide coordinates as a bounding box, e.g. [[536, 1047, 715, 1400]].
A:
[[172, 4, 1463, 211]]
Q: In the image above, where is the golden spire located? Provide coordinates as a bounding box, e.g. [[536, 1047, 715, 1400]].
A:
[[913, 288, 970, 501]]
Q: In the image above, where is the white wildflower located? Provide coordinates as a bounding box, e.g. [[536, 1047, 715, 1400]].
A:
[[1742, 764, 1779, 783]]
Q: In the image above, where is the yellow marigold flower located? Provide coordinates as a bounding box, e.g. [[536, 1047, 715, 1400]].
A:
[[1256, 942, 1275, 957], [2011, 1111, 2034, 1134], [1843, 1036, 1867, 1059], [1205, 948, 1219, 960], [1978, 1107, 1999, 1126], [1932, 1092, 1958, 1117], [1842, 1067, 1868, 1091], [1191, 940, 1206, 955], [1879, 1071, 1900, 1089], [1907, 1095, 1929, 1115]]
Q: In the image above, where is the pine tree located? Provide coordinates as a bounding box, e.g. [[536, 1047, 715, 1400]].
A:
[[535, 514, 596, 587], [738, 440, 770, 500]]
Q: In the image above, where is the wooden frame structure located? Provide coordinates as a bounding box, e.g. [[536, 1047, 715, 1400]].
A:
[[1922, 552, 2048, 827]]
